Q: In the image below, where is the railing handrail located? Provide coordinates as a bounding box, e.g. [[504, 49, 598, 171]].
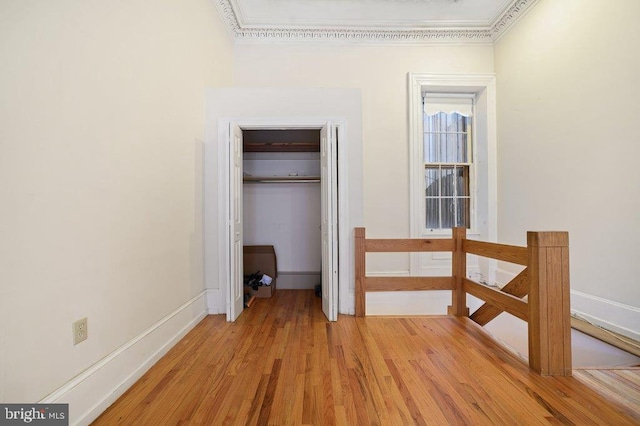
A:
[[354, 226, 572, 376]]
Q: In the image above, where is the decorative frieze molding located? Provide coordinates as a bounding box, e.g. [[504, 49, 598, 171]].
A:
[[491, 0, 540, 41], [215, 0, 540, 44], [236, 27, 493, 44]]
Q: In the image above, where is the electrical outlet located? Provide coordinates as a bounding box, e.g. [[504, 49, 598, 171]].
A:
[[73, 317, 88, 345]]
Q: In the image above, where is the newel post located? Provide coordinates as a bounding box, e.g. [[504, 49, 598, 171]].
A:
[[355, 228, 366, 317], [527, 232, 572, 376], [448, 227, 469, 317]]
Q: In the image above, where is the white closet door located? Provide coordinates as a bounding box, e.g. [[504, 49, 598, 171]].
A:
[[321, 124, 338, 321], [229, 124, 244, 321]]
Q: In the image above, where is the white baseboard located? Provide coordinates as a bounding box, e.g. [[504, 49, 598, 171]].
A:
[[571, 290, 640, 342], [341, 292, 355, 316], [206, 288, 223, 314], [495, 268, 640, 342], [41, 291, 209, 426], [366, 290, 452, 315], [365, 270, 451, 315], [495, 267, 525, 287], [277, 271, 320, 290]]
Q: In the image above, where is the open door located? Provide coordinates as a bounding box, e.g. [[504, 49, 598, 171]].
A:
[[228, 124, 244, 321], [321, 124, 338, 321], [225, 120, 339, 322]]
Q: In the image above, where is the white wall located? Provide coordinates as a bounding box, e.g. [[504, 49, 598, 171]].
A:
[[231, 44, 493, 314], [494, 0, 640, 337], [0, 0, 232, 422], [204, 88, 363, 314], [233, 44, 494, 276], [243, 153, 322, 275]]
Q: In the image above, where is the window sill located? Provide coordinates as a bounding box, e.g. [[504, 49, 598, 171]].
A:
[[420, 230, 481, 238]]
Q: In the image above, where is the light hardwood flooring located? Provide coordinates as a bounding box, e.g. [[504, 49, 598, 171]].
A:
[[93, 290, 639, 425], [574, 368, 640, 422]]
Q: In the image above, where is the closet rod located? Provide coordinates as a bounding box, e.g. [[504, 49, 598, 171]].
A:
[[243, 176, 320, 184], [244, 179, 321, 184]]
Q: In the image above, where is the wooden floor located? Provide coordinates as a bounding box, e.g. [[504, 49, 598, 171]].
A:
[[574, 368, 640, 421], [94, 290, 639, 425]]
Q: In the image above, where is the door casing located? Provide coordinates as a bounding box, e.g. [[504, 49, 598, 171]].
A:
[[218, 117, 348, 321]]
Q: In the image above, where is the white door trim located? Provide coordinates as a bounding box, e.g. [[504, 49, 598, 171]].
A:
[[218, 117, 348, 321]]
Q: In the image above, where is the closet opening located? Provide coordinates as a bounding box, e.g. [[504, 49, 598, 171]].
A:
[[225, 121, 341, 323], [243, 129, 323, 293]]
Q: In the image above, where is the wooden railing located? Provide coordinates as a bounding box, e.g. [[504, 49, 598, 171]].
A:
[[354, 227, 572, 376]]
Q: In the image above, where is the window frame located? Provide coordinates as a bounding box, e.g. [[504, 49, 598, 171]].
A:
[[408, 73, 497, 239]]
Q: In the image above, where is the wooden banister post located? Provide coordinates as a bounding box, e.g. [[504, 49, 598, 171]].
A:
[[527, 232, 571, 376], [355, 227, 366, 317], [448, 227, 469, 317]]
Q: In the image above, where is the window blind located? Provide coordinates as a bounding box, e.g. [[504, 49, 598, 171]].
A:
[[423, 95, 473, 117]]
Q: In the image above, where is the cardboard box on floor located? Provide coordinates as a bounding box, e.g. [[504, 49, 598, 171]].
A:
[[243, 245, 277, 298]]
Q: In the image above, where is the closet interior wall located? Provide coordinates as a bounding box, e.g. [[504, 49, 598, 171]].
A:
[[242, 130, 322, 290]]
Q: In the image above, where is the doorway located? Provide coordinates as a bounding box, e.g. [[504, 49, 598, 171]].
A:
[[243, 129, 322, 293], [222, 119, 344, 322]]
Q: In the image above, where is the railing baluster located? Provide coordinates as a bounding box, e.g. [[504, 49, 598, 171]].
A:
[[449, 227, 469, 317]]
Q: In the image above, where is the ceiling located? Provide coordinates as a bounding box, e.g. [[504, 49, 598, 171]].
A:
[[215, 0, 540, 44]]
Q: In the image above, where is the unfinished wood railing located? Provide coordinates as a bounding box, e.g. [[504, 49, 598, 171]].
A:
[[354, 227, 571, 376]]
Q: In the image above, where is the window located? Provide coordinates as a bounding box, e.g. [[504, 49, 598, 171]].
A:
[[408, 73, 496, 277], [408, 73, 496, 241], [423, 96, 473, 229]]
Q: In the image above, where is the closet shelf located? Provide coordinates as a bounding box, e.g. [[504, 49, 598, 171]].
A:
[[244, 142, 320, 152], [243, 176, 320, 183]]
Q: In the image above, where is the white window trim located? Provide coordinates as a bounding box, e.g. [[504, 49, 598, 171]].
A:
[[408, 73, 497, 276]]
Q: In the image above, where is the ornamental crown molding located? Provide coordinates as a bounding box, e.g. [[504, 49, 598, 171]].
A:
[[214, 0, 539, 44]]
